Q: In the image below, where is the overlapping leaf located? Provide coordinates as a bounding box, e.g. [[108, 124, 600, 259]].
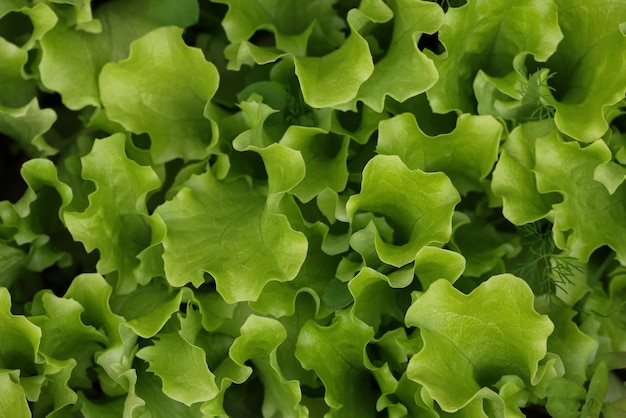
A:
[[377, 112, 502, 194], [426, 0, 563, 114], [40, 0, 161, 109], [546, 0, 626, 142], [534, 132, 626, 263], [295, 312, 376, 417], [63, 134, 161, 293], [406, 274, 554, 412], [99, 26, 220, 163], [155, 167, 308, 303], [346, 155, 460, 267]]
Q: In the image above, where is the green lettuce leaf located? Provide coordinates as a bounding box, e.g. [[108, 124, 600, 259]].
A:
[[293, 11, 374, 109], [39, 0, 100, 32], [155, 167, 308, 303], [0, 287, 41, 372], [352, 0, 443, 112], [0, 243, 25, 289], [413, 246, 466, 289], [63, 133, 161, 293], [546, 0, 626, 142], [581, 362, 609, 417], [148, 0, 199, 28], [0, 98, 57, 156], [295, 311, 376, 417], [109, 278, 185, 339], [405, 274, 554, 412], [536, 299, 596, 385], [39, 0, 161, 110], [99, 26, 220, 163], [534, 131, 626, 263], [377, 112, 502, 194], [426, 0, 562, 114], [0, 37, 37, 108], [216, 0, 343, 57], [0, 2, 57, 51], [136, 330, 220, 406], [450, 212, 518, 277], [250, 226, 341, 318], [349, 267, 407, 330], [545, 377, 586, 418], [227, 315, 305, 417], [0, 371, 30, 418], [473, 65, 558, 124], [346, 155, 460, 267], [491, 120, 561, 224], [28, 290, 106, 389], [280, 126, 349, 202]]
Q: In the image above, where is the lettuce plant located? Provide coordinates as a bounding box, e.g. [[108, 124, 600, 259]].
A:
[[1, 0, 626, 416]]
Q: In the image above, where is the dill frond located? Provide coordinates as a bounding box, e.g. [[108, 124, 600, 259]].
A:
[[513, 221, 584, 306], [516, 68, 557, 122]]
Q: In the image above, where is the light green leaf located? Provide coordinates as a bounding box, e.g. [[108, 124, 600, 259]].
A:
[[426, 0, 562, 114], [0, 2, 57, 53], [109, 278, 183, 339], [581, 272, 626, 356], [377, 112, 502, 194], [545, 377, 586, 418], [547, 0, 626, 142], [406, 274, 554, 412], [250, 226, 340, 318], [491, 120, 562, 224], [156, 168, 308, 303], [537, 300, 595, 385], [295, 312, 377, 417], [64, 273, 124, 346], [61, 274, 134, 399], [42, 0, 100, 32], [280, 126, 349, 202], [229, 315, 305, 418], [0, 98, 57, 156], [353, 0, 443, 112], [232, 101, 307, 196], [28, 291, 106, 389], [294, 14, 373, 108], [0, 287, 41, 372], [136, 331, 219, 406], [581, 362, 609, 418], [0, 158, 74, 275], [284, 2, 394, 109], [0, 242, 25, 288], [349, 267, 407, 330], [534, 132, 626, 263], [100, 26, 220, 163], [34, 354, 79, 414], [40, 0, 161, 110], [413, 246, 465, 289], [0, 37, 36, 108], [0, 372, 30, 418], [63, 134, 161, 293], [346, 155, 460, 267], [134, 367, 204, 418], [215, 0, 343, 57], [594, 159, 626, 195]]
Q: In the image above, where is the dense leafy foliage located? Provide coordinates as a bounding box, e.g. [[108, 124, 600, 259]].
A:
[[1, 0, 626, 416]]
